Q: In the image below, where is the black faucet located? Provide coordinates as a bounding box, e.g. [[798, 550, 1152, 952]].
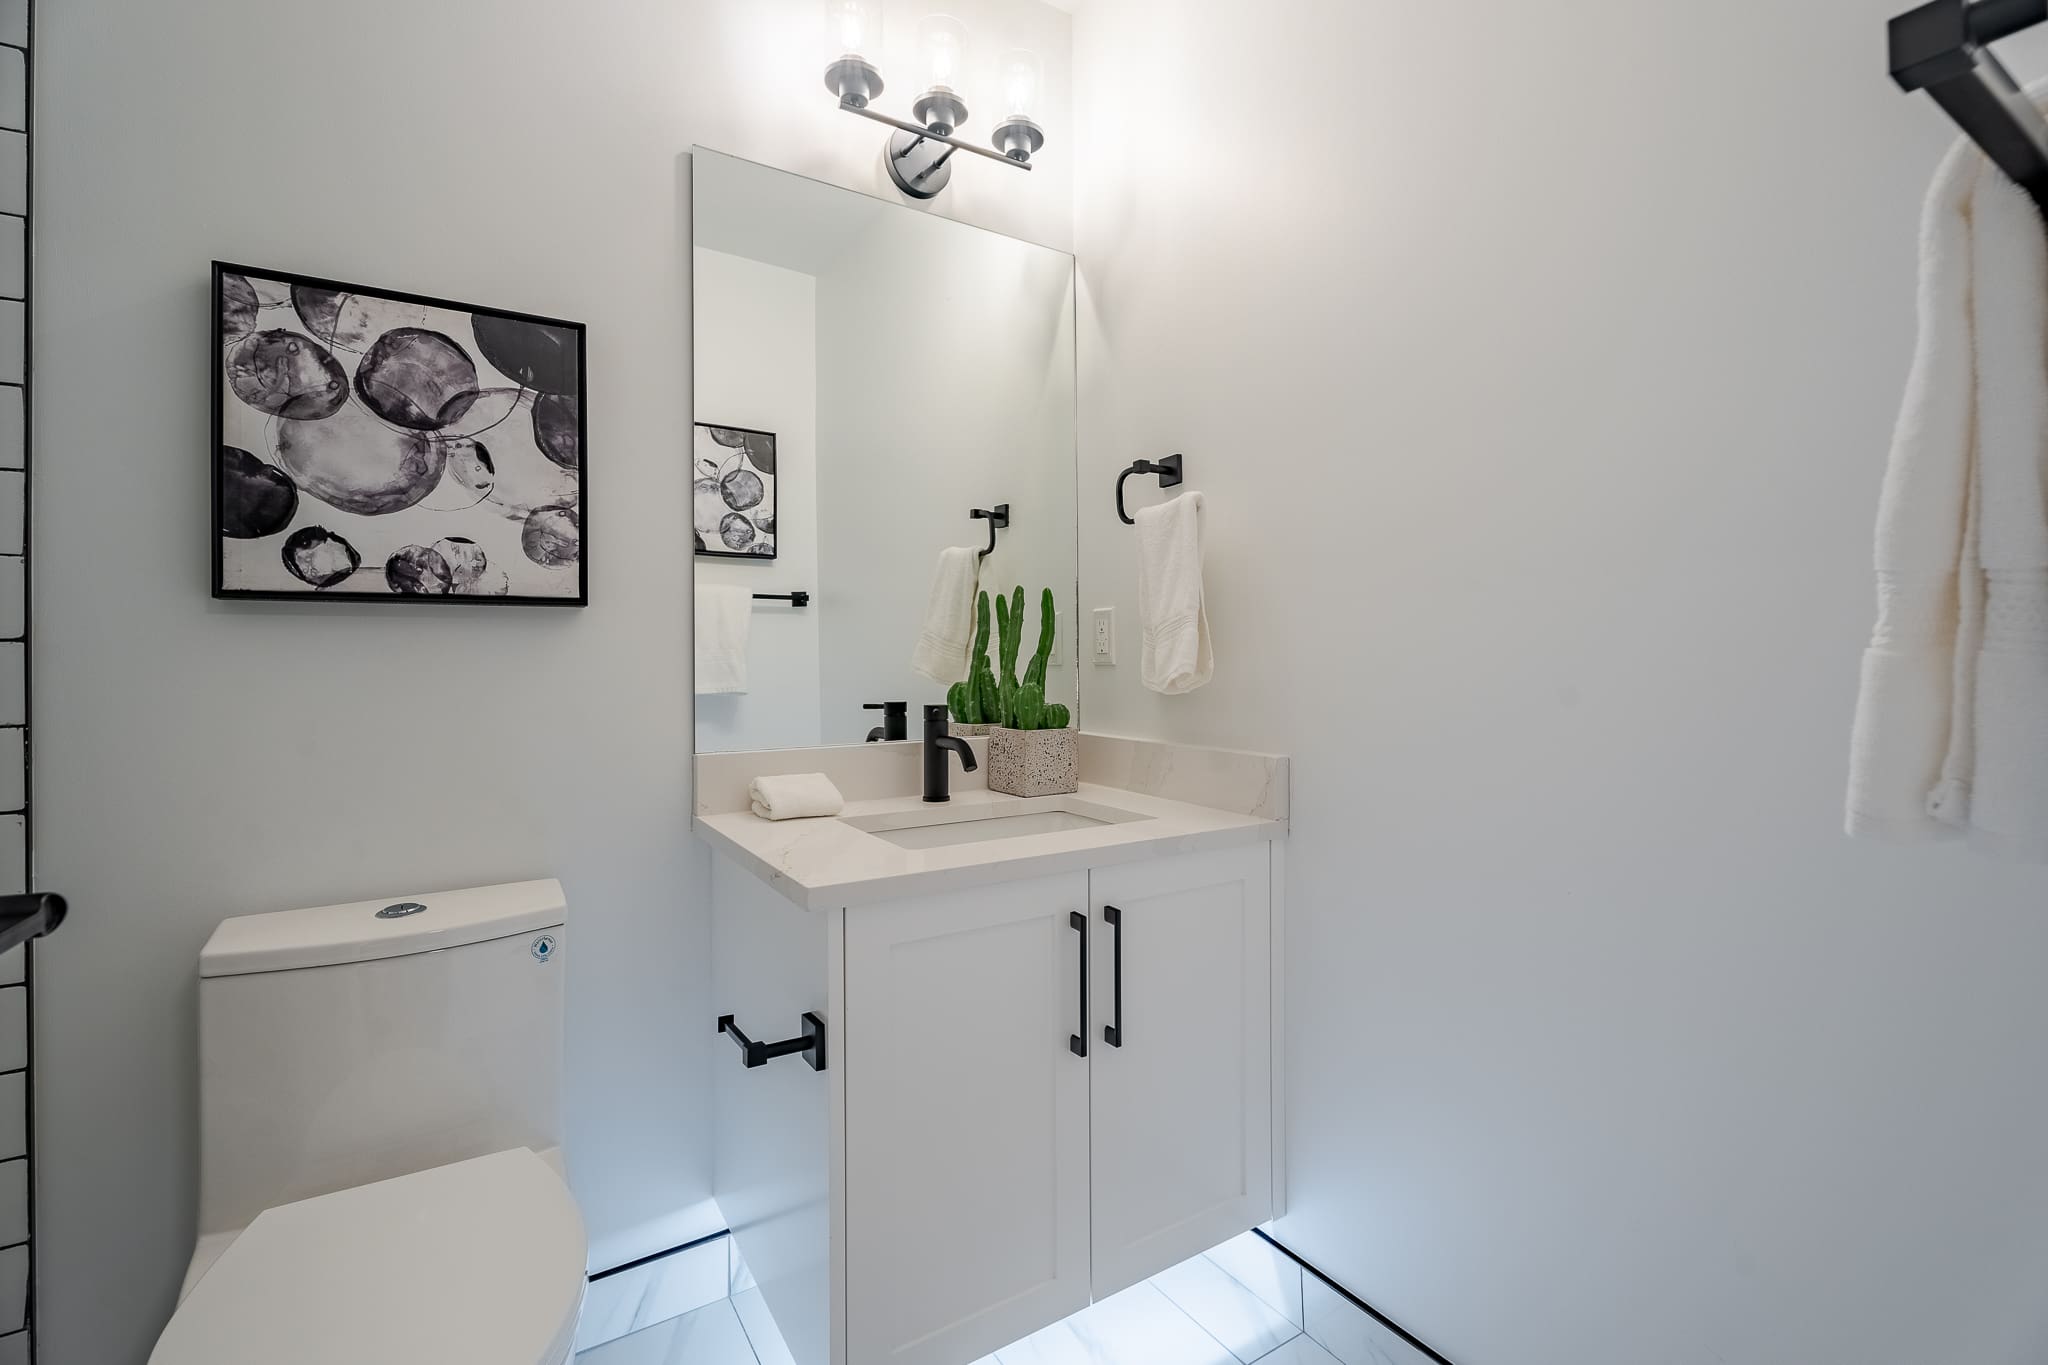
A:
[[864, 701, 908, 742], [923, 703, 977, 802]]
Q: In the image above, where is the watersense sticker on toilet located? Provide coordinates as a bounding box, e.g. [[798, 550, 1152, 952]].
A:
[[530, 934, 556, 963]]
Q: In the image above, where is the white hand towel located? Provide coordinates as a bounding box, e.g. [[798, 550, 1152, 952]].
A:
[[911, 546, 982, 684], [1136, 491, 1213, 695], [749, 773, 845, 821], [1848, 90, 2048, 858], [695, 584, 752, 695]]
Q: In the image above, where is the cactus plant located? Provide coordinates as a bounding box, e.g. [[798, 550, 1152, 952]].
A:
[[994, 585, 1024, 727], [947, 590, 998, 725], [997, 587, 1069, 731], [953, 586, 1069, 731]]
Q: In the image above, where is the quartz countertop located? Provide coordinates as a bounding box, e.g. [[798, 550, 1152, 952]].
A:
[[695, 782, 1285, 910]]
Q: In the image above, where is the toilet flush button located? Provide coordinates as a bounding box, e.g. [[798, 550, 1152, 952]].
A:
[[376, 902, 428, 919]]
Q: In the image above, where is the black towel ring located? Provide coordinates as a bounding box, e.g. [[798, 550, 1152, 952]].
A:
[[970, 504, 1010, 558], [1115, 454, 1185, 525]]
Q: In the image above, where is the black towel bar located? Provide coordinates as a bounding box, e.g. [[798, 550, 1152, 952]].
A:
[[1890, 0, 2048, 214], [1115, 454, 1185, 525], [0, 894, 65, 957], [752, 591, 810, 606], [970, 505, 1010, 559]]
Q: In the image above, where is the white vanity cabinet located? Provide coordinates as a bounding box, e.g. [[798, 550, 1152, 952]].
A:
[[710, 841, 1278, 1365]]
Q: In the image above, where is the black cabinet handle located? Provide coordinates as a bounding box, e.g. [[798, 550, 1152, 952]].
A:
[[1069, 910, 1088, 1058], [718, 1012, 828, 1072], [1103, 905, 1123, 1047]]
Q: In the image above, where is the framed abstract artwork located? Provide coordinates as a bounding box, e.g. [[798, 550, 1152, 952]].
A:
[[212, 261, 588, 604], [693, 423, 777, 560]]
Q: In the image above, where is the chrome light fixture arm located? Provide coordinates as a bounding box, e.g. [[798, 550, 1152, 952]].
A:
[[838, 98, 1032, 172]]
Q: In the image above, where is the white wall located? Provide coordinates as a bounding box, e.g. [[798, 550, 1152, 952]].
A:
[[695, 248, 823, 752], [814, 213, 1077, 737], [33, 2, 1069, 1362], [1074, 3, 2048, 1363]]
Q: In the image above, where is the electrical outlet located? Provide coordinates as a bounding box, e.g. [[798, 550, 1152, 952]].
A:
[[1091, 607, 1115, 665]]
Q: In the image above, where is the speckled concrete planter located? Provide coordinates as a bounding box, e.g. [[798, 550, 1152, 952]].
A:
[[949, 722, 992, 738], [988, 726, 1078, 797]]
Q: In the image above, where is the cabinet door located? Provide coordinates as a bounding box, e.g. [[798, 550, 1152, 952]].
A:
[[843, 872, 1092, 1365], [1088, 844, 1273, 1298]]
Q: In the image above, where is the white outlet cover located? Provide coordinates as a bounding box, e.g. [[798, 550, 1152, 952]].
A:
[[1091, 607, 1115, 665]]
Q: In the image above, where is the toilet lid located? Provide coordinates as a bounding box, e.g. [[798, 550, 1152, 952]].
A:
[[150, 1148, 586, 1365]]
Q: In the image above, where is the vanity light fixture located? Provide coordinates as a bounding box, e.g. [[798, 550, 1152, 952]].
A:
[[821, 3, 1043, 200]]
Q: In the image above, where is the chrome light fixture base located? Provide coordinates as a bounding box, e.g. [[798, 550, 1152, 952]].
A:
[[910, 87, 969, 137], [824, 56, 884, 107], [887, 129, 957, 198], [990, 114, 1043, 162]]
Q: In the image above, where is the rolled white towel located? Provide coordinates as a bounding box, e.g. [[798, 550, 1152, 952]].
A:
[[749, 773, 846, 821]]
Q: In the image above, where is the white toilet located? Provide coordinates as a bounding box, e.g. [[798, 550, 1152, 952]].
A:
[[149, 879, 587, 1365]]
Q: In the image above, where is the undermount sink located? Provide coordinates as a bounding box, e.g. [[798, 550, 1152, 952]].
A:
[[842, 797, 1150, 850]]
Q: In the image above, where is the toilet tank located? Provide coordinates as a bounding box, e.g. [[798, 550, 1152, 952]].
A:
[[195, 879, 566, 1235]]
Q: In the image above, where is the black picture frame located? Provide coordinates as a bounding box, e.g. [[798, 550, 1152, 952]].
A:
[[211, 260, 589, 606], [693, 422, 779, 561]]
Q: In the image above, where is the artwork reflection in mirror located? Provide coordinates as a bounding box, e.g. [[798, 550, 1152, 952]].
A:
[[692, 148, 1076, 754]]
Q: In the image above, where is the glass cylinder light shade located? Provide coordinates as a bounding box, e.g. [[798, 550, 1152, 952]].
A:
[[909, 13, 971, 133], [823, 0, 883, 106], [1001, 47, 1042, 117], [917, 13, 969, 91], [991, 46, 1046, 162]]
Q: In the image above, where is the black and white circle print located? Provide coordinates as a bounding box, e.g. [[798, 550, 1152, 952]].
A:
[[214, 266, 586, 603], [693, 423, 776, 560]]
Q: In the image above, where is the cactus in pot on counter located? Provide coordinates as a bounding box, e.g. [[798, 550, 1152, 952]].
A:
[[953, 585, 1070, 732], [986, 586, 1076, 796]]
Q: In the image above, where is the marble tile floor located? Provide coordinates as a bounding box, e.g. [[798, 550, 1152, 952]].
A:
[[577, 1231, 1429, 1365]]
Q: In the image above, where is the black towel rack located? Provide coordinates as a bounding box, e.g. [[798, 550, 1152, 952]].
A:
[[971, 504, 1010, 559], [0, 893, 64, 957], [753, 591, 810, 607], [1891, 0, 2048, 214], [1115, 454, 1185, 525]]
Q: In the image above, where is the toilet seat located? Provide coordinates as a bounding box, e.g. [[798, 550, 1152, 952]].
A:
[[149, 1148, 586, 1365]]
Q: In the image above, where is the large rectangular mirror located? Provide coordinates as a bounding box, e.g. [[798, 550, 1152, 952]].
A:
[[692, 148, 1077, 754]]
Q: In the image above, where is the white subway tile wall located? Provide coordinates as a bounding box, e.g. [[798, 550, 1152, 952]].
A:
[[0, 134, 20, 217], [0, 645, 23, 726], [0, 819, 22, 898], [0, 49, 18, 130], [0, 990, 20, 1074], [0, 472, 20, 557], [0, 732, 20, 812], [0, 1075, 21, 1161], [0, 388, 20, 470], [0, 220, 19, 300], [0, 1159, 20, 1245], [0, 18, 26, 1358], [0, 302, 22, 385], [0, 1244, 23, 1332]]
